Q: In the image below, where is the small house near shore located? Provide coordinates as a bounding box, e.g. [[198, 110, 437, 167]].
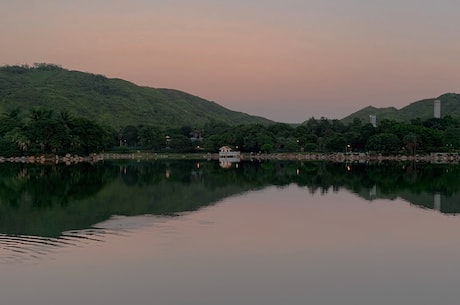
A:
[[218, 146, 240, 158], [218, 146, 240, 168]]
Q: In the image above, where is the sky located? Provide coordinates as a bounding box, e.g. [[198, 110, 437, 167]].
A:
[[1, 0, 459, 123]]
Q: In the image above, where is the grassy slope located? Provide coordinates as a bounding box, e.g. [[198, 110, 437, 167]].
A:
[[342, 93, 460, 124], [0, 65, 273, 128], [340, 106, 398, 124]]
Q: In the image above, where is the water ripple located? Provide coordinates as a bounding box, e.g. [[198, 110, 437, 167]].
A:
[[0, 215, 176, 264], [0, 228, 119, 263], [0, 214, 170, 264]]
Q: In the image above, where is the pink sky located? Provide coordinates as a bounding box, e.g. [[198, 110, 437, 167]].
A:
[[1, 0, 459, 123]]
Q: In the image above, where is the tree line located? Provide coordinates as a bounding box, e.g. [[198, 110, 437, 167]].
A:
[[117, 115, 460, 154], [160, 116, 459, 155], [1, 108, 459, 156]]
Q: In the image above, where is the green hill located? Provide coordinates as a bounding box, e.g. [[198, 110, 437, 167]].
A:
[[342, 93, 460, 124], [341, 105, 398, 124], [0, 64, 273, 128]]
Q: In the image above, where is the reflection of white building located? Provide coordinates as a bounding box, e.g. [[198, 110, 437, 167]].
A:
[[219, 146, 240, 168], [369, 185, 377, 198], [219, 160, 233, 169], [434, 193, 441, 211]]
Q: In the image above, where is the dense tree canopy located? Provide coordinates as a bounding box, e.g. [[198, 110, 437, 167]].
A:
[[0, 108, 115, 156], [0, 108, 458, 156]]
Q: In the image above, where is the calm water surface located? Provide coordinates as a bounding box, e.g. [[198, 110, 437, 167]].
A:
[[0, 161, 459, 305]]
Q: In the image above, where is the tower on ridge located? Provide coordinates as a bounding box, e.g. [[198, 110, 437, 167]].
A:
[[434, 100, 441, 118]]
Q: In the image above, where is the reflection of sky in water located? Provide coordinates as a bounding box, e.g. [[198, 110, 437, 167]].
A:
[[1, 185, 460, 305]]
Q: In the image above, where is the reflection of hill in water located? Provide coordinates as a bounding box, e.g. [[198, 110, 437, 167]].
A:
[[347, 163, 460, 214], [355, 187, 460, 214], [0, 160, 459, 242], [0, 161, 256, 238], [398, 192, 460, 214]]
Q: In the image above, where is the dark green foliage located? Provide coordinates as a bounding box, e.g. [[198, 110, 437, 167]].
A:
[[70, 117, 114, 154], [2, 107, 459, 154], [195, 115, 460, 154], [120, 125, 139, 147], [137, 125, 163, 150], [324, 133, 347, 152], [366, 133, 401, 155], [260, 143, 274, 153], [168, 135, 194, 152], [0, 108, 114, 156]]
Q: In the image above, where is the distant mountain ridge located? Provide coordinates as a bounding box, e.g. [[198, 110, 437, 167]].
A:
[[0, 64, 273, 128], [342, 93, 460, 124]]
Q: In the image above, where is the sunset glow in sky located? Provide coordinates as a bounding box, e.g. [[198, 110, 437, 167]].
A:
[[1, 0, 459, 122]]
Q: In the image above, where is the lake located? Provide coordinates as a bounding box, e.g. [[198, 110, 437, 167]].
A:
[[0, 160, 459, 305]]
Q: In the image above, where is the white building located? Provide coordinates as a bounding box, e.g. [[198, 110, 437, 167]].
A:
[[434, 100, 441, 118], [218, 146, 240, 158], [369, 114, 377, 127], [219, 146, 240, 168]]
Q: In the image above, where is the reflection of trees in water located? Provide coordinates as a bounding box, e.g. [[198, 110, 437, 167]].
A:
[[0, 160, 459, 239], [0, 163, 115, 208], [115, 160, 460, 212]]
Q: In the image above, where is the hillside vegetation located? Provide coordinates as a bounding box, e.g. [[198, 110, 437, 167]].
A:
[[0, 64, 272, 128], [342, 93, 460, 124]]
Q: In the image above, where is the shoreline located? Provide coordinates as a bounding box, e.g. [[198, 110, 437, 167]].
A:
[[0, 151, 458, 164]]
